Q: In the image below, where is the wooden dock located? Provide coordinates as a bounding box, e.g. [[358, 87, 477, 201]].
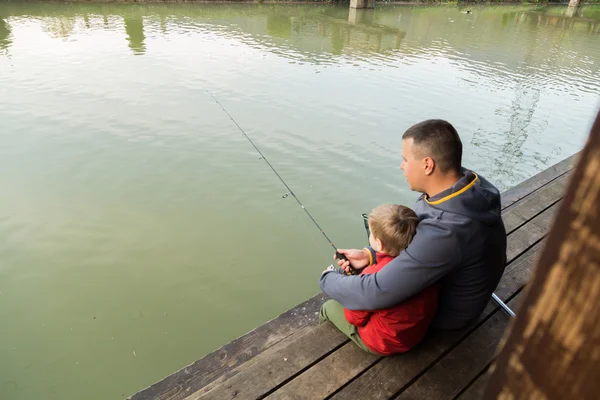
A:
[[129, 153, 579, 400]]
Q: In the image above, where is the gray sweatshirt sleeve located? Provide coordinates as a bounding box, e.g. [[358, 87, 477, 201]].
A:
[[319, 220, 462, 310]]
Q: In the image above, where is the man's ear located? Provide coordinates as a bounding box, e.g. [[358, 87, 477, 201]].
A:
[[423, 157, 435, 176]]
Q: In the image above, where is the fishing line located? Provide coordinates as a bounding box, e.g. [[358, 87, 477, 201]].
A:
[[203, 86, 355, 273]]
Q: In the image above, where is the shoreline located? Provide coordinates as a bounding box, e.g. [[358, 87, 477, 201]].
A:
[[0, 0, 576, 5]]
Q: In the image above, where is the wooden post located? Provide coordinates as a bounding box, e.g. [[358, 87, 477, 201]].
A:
[[484, 109, 600, 399], [350, 0, 375, 10], [568, 0, 580, 7]]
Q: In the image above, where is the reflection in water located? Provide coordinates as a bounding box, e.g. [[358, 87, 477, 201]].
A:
[[83, 13, 91, 29], [41, 16, 75, 39], [0, 5, 596, 59], [159, 13, 168, 34], [0, 17, 11, 51], [472, 78, 544, 189], [330, 23, 344, 55], [311, 10, 405, 55], [348, 8, 374, 25], [267, 13, 292, 39], [522, 8, 600, 33], [124, 16, 145, 55], [566, 6, 577, 18], [470, 12, 572, 189]]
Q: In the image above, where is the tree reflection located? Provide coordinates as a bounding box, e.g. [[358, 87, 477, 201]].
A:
[[267, 13, 292, 39], [40, 16, 75, 39], [124, 17, 145, 55], [0, 17, 12, 52]]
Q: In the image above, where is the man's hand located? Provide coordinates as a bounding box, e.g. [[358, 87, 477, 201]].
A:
[[334, 249, 369, 273]]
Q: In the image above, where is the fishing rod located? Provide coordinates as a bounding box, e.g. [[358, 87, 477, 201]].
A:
[[203, 87, 357, 275]]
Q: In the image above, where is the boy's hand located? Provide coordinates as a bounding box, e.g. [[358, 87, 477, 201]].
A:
[[334, 249, 369, 273], [321, 264, 337, 275]]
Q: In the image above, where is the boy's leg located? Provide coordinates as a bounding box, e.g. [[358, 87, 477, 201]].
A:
[[319, 299, 376, 354]]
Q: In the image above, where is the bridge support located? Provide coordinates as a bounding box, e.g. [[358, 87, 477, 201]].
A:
[[348, 8, 374, 24], [350, 0, 375, 10], [566, 0, 579, 18]]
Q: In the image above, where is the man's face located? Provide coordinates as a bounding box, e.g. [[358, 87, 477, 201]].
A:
[[400, 138, 425, 192]]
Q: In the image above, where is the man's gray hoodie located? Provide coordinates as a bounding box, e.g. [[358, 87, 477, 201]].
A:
[[319, 170, 507, 330]]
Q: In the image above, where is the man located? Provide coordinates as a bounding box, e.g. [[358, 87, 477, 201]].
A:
[[320, 119, 507, 330]]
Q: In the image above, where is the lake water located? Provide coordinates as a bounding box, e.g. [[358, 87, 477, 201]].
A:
[[0, 2, 599, 399]]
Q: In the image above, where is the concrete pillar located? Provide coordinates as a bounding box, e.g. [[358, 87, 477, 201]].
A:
[[350, 0, 375, 10], [566, 0, 579, 19], [348, 8, 374, 24]]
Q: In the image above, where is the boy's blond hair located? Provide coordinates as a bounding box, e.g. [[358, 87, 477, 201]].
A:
[[369, 204, 419, 257]]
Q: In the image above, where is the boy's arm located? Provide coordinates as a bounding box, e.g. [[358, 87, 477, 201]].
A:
[[320, 220, 461, 310], [344, 308, 371, 327]]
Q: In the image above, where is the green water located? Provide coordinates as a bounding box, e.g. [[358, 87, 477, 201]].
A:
[[0, 2, 599, 399]]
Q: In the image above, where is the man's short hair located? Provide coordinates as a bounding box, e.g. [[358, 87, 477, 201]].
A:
[[402, 119, 463, 174], [369, 204, 418, 257]]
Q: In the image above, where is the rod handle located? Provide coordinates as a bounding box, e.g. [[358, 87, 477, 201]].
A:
[[335, 251, 358, 276]]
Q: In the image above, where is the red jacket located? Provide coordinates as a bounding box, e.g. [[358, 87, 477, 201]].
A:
[[344, 253, 439, 355]]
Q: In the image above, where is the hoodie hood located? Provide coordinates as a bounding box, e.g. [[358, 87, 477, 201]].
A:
[[415, 169, 502, 225]]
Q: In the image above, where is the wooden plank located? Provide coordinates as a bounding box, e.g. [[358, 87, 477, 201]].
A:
[[330, 207, 554, 400], [264, 341, 380, 400], [502, 172, 569, 234], [188, 323, 348, 400], [500, 152, 578, 210], [456, 369, 491, 400], [128, 293, 327, 400], [396, 292, 525, 400], [505, 203, 558, 262], [483, 111, 600, 400]]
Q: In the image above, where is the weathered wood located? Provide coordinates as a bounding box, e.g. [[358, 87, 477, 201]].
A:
[[484, 112, 600, 399], [396, 293, 524, 400], [264, 341, 380, 400], [330, 212, 553, 400], [502, 172, 569, 234], [505, 202, 558, 262], [456, 368, 491, 400], [128, 293, 327, 400], [190, 323, 348, 400], [500, 153, 578, 210], [488, 241, 544, 303]]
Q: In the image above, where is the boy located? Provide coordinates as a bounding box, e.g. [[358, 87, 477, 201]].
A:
[[319, 204, 439, 356]]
